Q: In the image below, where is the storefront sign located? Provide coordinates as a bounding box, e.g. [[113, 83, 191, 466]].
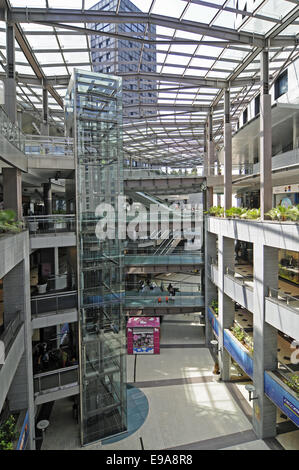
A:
[[16, 412, 29, 450]]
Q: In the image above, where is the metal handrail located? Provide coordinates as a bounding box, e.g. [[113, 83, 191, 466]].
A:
[[25, 135, 74, 156], [31, 290, 78, 316], [24, 215, 76, 235], [225, 267, 254, 287], [0, 106, 25, 153], [268, 287, 299, 309], [0, 311, 22, 352], [33, 365, 79, 395]]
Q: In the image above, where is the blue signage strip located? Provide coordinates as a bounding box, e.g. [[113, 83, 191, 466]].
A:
[[207, 307, 219, 336], [223, 330, 253, 378], [264, 372, 299, 428], [16, 411, 29, 450]]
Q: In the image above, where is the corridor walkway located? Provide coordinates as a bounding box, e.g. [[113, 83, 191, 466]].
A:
[[41, 314, 284, 450]]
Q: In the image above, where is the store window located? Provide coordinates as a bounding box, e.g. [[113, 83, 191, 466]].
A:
[[275, 70, 288, 99]]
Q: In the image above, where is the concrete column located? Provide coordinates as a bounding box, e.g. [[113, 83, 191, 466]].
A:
[[208, 109, 215, 176], [4, 24, 16, 123], [54, 246, 59, 290], [43, 182, 52, 215], [260, 51, 272, 220], [3, 168, 22, 219], [253, 244, 278, 438], [218, 235, 235, 381], [206, 187, 213, 209], [224, 90, 232, 212], [4, 236, 35, 448], [293, 114, 299, 149], [41, 85, 50, 135], [203, 122, 208, 177], [205, 230, 217, 347]]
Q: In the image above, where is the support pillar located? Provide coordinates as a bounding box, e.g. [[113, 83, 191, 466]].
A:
[[293, 114, 299, 149], [43, 182, 52, 215], [218, 235, 235, 381], [3, 168, 22, 219], [205, 230, 217, 347], [54, 246, 59, 290], [253, 244, 278, 438], [224, 89, 232, 212], [41, 84, 50, 135], [260, 51, 272, 219], [4, 24, 17, 123], [3, 237, 35, 449]]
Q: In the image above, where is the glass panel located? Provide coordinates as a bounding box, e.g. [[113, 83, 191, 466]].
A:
[[65, 69, 127, 446]]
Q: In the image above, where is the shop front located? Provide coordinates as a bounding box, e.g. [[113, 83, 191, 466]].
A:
[[127, 317, 160, 355]]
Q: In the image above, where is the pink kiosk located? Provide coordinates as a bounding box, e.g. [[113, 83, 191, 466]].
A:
[[127, 317, 160, 355]]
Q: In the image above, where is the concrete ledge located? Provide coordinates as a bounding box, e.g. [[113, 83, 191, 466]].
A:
[[207, 217, 299, 251], [0, 231, 29, 279], [210, 264, 218, 286], [28, 155, 75, 171], [265, 298, 299, 340], [32, 308, 78, 330], [30, 232, 76, 249], [0, 325, 25, 412], [34, 384, 79, 405], [224, 274, 254, 313]]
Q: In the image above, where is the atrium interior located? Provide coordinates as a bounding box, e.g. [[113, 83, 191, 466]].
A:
[[0, 0, 298, 451]]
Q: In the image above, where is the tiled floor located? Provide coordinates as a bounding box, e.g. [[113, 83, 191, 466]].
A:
[[41, 313, 299, 451]]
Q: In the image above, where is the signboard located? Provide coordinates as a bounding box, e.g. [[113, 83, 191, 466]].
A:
[[16, 412, 29, 450], [264, 372, 299, 427], [273, 184, 299, 194]]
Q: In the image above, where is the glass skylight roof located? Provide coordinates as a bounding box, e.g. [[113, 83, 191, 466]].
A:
[[2, 0, 298, 165]]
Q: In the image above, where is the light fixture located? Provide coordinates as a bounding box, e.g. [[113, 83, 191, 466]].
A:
[[245, 384, 258, 402], [210, 339, 220, 353]]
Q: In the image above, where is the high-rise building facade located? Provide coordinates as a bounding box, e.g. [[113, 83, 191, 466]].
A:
[[89, 0, 157, 120]]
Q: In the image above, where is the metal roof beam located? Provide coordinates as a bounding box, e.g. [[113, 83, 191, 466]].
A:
[[5, 9, 268, 46]]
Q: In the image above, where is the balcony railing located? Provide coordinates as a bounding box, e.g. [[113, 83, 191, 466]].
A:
[[31, 291, 78, 316], [225, 267, 253, 287], [0, 311, 23, 365], [268, 287, 299, 311], [25, 215, 76, 235], [25, 135, 74, 157], [124, 163, 255, 178], [0, 106, 25, 152], [33, 365, 79, 396]]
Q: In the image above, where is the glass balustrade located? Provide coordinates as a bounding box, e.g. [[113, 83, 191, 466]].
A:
[[25, 135, 74, 157], [0, 106, 25, 152]]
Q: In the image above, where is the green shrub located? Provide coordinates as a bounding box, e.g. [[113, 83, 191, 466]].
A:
[[241, 208, 261, 220], [204, 206, 224, 217], [0, 415, 16, 450], [225, 207, 247, 218], [0, 210, 23, 234], [210, 299, 218, 315], [284, 374, 299, 398]]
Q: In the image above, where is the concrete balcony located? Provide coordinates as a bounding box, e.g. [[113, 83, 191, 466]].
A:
[[31, 290, 78, 329], [206, 217, 299, 252], [265, 289, 299, 340], [33, 365, 79, 405], [125, 253, 204, 274], [0, 314, 24, 411], [25, 215, 76, 249], [224, 269, 254, 313], [0, 231, 29, 279]]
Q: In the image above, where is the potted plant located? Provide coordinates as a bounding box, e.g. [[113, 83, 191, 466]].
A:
[[0, 415, 16, 450], [0, 210, 23, 234], [37, 276, 48, 294]]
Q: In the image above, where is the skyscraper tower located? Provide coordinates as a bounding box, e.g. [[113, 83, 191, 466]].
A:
[[90, 0, 157, 121]]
